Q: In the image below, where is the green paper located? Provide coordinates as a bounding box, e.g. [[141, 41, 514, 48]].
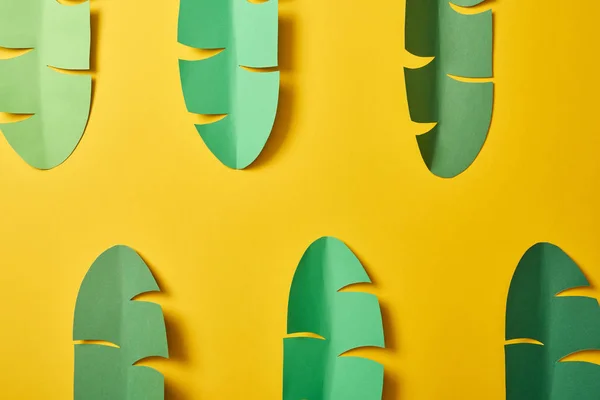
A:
[[284, 237, 385, 400], [404, 0, 493, 178], [177, 0, 279, 169], [505, 242, 600, 400], [73, 245, 169, 400], [0, 0, 91, 169], [551, 362, 600, 400]]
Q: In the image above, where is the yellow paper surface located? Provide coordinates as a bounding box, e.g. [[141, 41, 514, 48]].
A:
[[2, 1, 600, 399]]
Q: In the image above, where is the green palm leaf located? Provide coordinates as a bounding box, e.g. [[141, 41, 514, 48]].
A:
[[0, 0, 91, 169], [404, 0, 493, 178], [73, 245, 169, 400], [506, 242, 600, 400], [178, 0, 279, 169], [284, 237, 385, 400]]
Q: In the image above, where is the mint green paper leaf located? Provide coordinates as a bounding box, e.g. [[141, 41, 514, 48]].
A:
[[177, 0, 280, 169], [73, 245, 169, 400], [284, 237, 385, 400], [404, 0, 493, 178], [0, 0, 91, 169], [505, 242, 600, 400]]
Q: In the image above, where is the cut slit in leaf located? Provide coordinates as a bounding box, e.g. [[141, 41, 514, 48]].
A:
[[404, 0, 493, 178], [73, 245, 169, 400], [0, 113, 34, 124], [0, 0, 91, 169], [178, 0, 280, 169], [505, 242, 600, 400], [284, 236, 385, 400]]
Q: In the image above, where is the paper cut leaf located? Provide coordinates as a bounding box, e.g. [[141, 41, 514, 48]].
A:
[[404, 0, 493, 178], [73, 245, 169, 400], [177, 0, 280, 169], [284, 237, 385, 400], [505, 242, 600, 400], [0, 0, 91, 169]]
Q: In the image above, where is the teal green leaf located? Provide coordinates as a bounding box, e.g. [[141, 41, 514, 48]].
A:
[[178, 0, 279, 169], [0, 0, 91, 169], [404, 0, 493, 178], [505, 242, 600, 400], [284, 236, 385, 400], [73, 245, 169, 400]]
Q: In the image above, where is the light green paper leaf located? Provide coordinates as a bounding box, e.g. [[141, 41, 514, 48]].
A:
[[73, 245, 169, 400], [404, 0, 493, 178], [505, 242, 600, 400], [0, 0, 91, 169], [177, 0, 280, 169], [284, 236, 385, 400]]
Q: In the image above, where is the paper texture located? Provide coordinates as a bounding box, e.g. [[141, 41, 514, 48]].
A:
[[73, 245, 169, 400], [284, 237, 385, 400], [178, 0, 279, 169], [0, 0, 91, 169], [405, 0, 493, 178], [505, 242, 600, 400]]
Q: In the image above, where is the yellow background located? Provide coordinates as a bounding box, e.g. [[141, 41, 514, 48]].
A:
[[2, 0, 600, 398]]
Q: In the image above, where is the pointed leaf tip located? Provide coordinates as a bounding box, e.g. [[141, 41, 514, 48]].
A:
[[510, 242, 589, 297], [73, 245, 161, 343], [303, 236, 372, 290]]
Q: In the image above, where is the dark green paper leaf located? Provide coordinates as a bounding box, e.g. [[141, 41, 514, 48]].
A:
[[551, 362, 600, 400], [404, 0, 493, 178], [505, 242, 600, 400]]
